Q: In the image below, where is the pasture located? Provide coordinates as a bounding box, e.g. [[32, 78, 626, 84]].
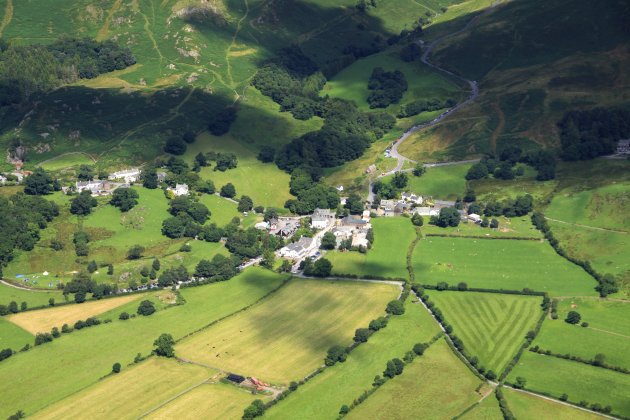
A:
[[422, 216, 542, 239], [0, 283, 64, 308], [533, 298, 630, 369], [265, 299, 441, 419], [427, 291, 542, 373], [38, 152, 96, 171], [385, 162, 472, 201], [176, 279, 399, 384], [30, 358, 215, 420], [7, 293, 145, 334], [503, 388, 603, 420], [412, 236, 597, 296], [327, 218, 416, 279], [470, 166, 558, 202], [198, 193, 259, 228], [0, 318, 32, 350], [507, 351, 630, 418], [0, 268, 288, 418], [459, 392, 502, 420], [146, 381, 265, 420], [346, 338, 484, 419]]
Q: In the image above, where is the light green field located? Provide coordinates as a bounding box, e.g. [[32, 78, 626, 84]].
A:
[[327, 218, 416, 279], [503, 387, 604, 420], [38, 152, 96, 171], [0, 283, 65, 308], [0, 318, 32, 350], [422, 216, 542, 239], [471, 166, 558, 202], [427, 291, 542, 373], [413, 237, 597, 296], [507, 351, 630, 418], [0, 268, 287, 418], [265, 299, 441, 419], [534, 298, 630, 369], [459, 392, 503, 420], [347, 338, 484, 419], [146, 381, 264, 420], [198, 193, 259, 227], [385, 163, 472, 201], [177, 279, 399, 384], [31, 358, 215, 420]]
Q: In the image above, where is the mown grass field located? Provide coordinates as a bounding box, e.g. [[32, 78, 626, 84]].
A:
[[0, 317, 32, 350], [346, 338, 484, 419], [7, 293, 145, 334], [0, 283, 64, 308], [385, 163, 471, 201], [533, 298, 630, 369], [198, 193, 259, 228], [427, 291, 542, 373], [0, 268, 287, 418], [146, 381, 264, 420], [327, 218, 416, 279], [413, 237, 597, 296], [503, 387, 603, 420], [459, 392, 502, 420], [176, 279, 399, 384], [30, 358, 215, 420], [421, 216, 542, 239], [508, 351, 630, 418], [38, 153, 96, 171], [265, 299, 441, 419]]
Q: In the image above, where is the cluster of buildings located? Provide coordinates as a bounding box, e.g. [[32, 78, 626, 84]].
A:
[[68, 167, 172, 197]]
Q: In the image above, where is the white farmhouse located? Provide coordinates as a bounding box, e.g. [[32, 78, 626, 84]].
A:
[[108, 168, 141, 183], [311, 208, 335, 229], [168, 183, 189, 196], [278, 236, 314, 259], [468, 213, 482, 224]]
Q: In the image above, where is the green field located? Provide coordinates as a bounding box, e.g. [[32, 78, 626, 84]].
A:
[[427, 291, 542, 373], [533, 298, 630, 369], [385, 163, 472, 201], [0, 268, 287, 418], [346, 338, 484, 419], [421, 216, 542, 239], [0, 317, 32, 350], [327, 218, 416, 279], [503, 387, 603, 420], [471, 166, 558, 203], [459, 392, 503, 420], [0, 283, 65, 308], [198, 193, 259, 228], [31, 358, 215, 419], [38, 153, 96, 171], [507, 351, 630, 418], [265, 299, 441, 419], [413, 236, 597, 296], [176, 279, 399, 384]]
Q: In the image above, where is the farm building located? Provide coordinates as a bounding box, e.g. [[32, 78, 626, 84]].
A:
[[75, 180, 121, 196], [311, 208, 335, 229], [108, 168, 141, 183], [413, 207, 438, 217]]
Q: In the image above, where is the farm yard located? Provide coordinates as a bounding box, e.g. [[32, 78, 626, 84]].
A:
[[176, 279, 400, 383], [326, 218, 416, 279], [412, 236, 598, 296], [265, 299, 441, 419], [426, 291, 542, 373]]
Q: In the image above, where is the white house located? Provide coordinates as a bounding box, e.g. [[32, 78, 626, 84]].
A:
[[362, 210, 371, 222], [76, 180, 115, 196], [168, 183, 189, 196], [413, 207, 438, 217], [401, 192, 423, 205], [255, 221, 270, 230], [109, 168, 141, 183], [278, 236, 314, 259], [311, 208, 335, 229], [468, 213, 482, 224]]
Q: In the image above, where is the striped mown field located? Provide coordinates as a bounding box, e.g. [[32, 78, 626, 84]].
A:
[[427, 291, 542, 373]]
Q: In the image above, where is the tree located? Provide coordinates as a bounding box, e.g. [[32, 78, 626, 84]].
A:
[[593, 353, 606, 367], [48, 298, 55, 306], [304, 258, 332, 277], [164, 137, 187, 155], [20, 301, 27, 311], [514, 376, 527, 389], [242, 399, 266, 420], [279, 259, 292, 273], [565, 310, 581, 324], [110, 188, 139, 212], [490, 218, 499, 229], [127, 245, 145, 260], [435, 207, 460, 228], [412, 163, 426, 177], [320, 232, 337, 250], [74, 291, 86, 303], [261, 249, 275, 269], [152, 258, 161, 271], [411, 213, 424, 226], [465, 163, 489, 180], [325, 345, 348, 366], [436, 281, 449, 291], [87, 260, 98, 273], [391, 171, 408, 189], [384, 358, 404, 378], [354, 328, 371, 343], [220, 183, 236, 198], [24, 168, 55, 195], [238, 195, 254, 213], [141, 166, 159, 189], [107, 264, 114, 275], [77, 165, 95, 181], [112, 362, 121, 373], [485, 370, 497, 380], [257, 146, 275, 163], [7, 410, 25, 420], [413, 343, 427, 356], [198, 180, 215, 194], [137, 300, 156, 316], [457, 282, 468, 291], [119, 311, 130, 320], [140, 266, 150, 277], [369, 317, 388, 331], [70, 191, 97, 215], [153, 333, 175, 357], [386, 300, 405, 315]]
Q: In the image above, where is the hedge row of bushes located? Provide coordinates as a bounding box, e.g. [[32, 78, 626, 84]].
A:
[[424, 233, 539, 241], [421, 283, 547, 297], [531, 213, 618, 296], [495, 388, 516, 420], [407, 228, 421, 283], [529, 346, 630, 375], [324, 273, 406, 282]]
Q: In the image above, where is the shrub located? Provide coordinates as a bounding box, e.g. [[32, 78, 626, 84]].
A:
[[565, 310, 581, 324], [112, 362, 121, 373], [413, 343, 427, 356], [325, 345, 348, 366], [242, 399, 266, 419], [119, 311, 130, 320], [137, 300, 156, 316], [386, 300, 405, 315], [153, 333, 176, 357], [354, 328, 371, 343], [369, 317, 388, 331]]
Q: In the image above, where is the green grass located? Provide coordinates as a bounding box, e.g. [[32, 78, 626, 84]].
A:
[[327, 217, 416, 279], [198, 193, 259, 227], [533, 298, 630, 369], [503, 387, 603, 420], [427, 291, 542, 373], [459, 392, 503, 420], [176, 278, 399, 383], [38, 153, 96, 171], [265, 299, 441, 419], [413, 236, 597, 296], [385, 163, 472, 201], [422, 216, 542, 239], [471, 166, 558, 203], [507, 351, 630, 418], [346, 338, 484, 419], [0, 317, 32, 350], [0, 283, 65, 308], [0, 268, 287, 418]]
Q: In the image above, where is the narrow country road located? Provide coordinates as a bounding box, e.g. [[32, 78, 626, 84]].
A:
[[367, 2, 501, 204]]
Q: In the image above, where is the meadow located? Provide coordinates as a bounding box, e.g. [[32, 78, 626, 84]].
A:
[[327, 218, 416, 279], [346, 338, 484, 419], [507, 351, 630, 418], [7, 293, 145, 334], [421, 216, 542, 239], [176, 279, 399, 384], [265, 299, 441, 419], [0, 318, 32, 350], [0, 268, 288, 418], [412, 236, 597, 296], [30, 358, 215, 420], [198, 193, 259, 227], [470, 166, 558, 203], [503, 388, 603, 420], [533, 298, 630, 369], [0, 283, 64, 308], [427, 291, 542, 373], [459, 392, 502, 420], [384, 162, 471, 201]]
